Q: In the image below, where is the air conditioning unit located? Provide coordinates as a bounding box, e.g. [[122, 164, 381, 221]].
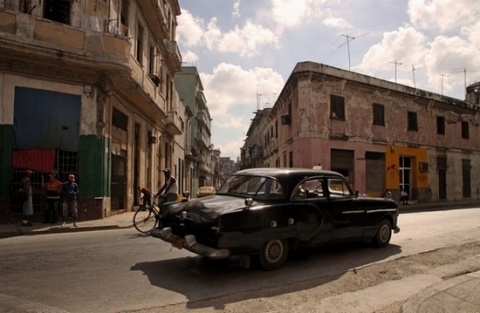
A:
[[281, 115, 291, 125], [419, 162, 429, 172]]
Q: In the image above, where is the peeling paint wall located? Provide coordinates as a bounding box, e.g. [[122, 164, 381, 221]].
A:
[[261, 62, 480, 202]]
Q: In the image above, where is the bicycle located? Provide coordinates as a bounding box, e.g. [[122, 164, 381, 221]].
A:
[[133, 195, 164, 234]]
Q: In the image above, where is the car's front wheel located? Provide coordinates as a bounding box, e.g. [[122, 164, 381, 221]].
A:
[[258, 239, 288, 270], [372, 219, 392, 247]]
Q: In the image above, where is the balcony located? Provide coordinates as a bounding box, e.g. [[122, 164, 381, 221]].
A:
[[138, 0, 170, 40], [196, 132, 208, 148], [196, 90, 207, 109], [164, 110, 182, 136], [0, 11, 131, 72], [197, 153, 205, 163], [165, 40, 182, 73], [197, 110, 210, 128]]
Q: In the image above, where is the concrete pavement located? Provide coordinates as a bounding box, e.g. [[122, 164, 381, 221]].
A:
[[1, 199, 479, 313]]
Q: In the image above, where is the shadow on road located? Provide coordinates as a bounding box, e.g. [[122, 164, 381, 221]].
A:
[[130, 242, 402, 310]]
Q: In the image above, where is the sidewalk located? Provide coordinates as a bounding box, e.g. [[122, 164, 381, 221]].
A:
[[0, 210, 136, 239]]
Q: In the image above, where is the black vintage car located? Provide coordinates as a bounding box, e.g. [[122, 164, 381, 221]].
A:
[[151, 168, 400, 270]]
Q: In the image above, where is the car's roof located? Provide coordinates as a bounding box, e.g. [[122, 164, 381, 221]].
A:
[[233, 167, 344, 179]]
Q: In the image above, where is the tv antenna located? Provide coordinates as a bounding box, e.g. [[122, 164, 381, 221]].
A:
[[411, 65, 416, 88], [391, 60, 402, 83], [440, 73, 451, 95], [340, 33, 368, 71]]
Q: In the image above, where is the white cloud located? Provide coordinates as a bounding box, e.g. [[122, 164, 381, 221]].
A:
[[199, 63, 284, 159], [323, 16, 351, 29], [358, 26, 427, 74], [180, 50, 199, 65], [425, 35, 479, 94], [216, 137, 244, 161], [232, 0, 241, 18], [178, 12, 279, 57], [201, 63, 284, 117], [176, 9, 204, 46], [271, 0, 308, 27], [216, 20, 279, 56], [407, 0, 479, 33]]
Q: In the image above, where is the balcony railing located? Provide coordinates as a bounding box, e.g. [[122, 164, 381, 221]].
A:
[[0, 11, 131, 68], [165, 40, 182, 72], [197, 110, 210, 128]]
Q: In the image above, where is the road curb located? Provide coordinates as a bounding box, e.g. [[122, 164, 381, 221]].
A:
[[0, 224, 134, 239]]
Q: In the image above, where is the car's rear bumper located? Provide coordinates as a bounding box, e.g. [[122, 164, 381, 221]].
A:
[[151, 227, 230, 259]]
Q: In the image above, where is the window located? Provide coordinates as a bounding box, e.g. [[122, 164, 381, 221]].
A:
[[148, 45, 155, 75], [328, 179, 352, 196], [437, 116, 445, 135], [292, 178, 325, 200], [330, 95, 345, 119], [136, 22, 144, 64], [461, 121, 469, 139], [407, 111, 418, 131], [373, 103, 385, 126], [44, 0, 70, 24]]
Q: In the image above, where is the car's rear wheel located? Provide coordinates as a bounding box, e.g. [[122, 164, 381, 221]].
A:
[[372, 219, 392, 247], [258, 239, 288, 270]]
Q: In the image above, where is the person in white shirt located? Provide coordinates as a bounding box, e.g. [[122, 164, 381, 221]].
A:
[[155, 168, 178, 204]]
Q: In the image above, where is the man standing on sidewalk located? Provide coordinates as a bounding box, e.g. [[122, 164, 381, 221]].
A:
[[61, 174, 79, 227], [42, 172, 63, 224]]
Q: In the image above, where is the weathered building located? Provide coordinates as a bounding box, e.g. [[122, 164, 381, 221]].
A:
[[0, 0, 184, 222], [244, 62, 480, 203], [175, 66, 213, 196], [241, 108, 272, 169]]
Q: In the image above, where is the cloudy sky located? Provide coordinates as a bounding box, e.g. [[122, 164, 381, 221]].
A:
[[176, 0, 480, 160]]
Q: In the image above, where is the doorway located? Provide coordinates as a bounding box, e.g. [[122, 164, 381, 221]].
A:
[[399, 156, 412, 199]]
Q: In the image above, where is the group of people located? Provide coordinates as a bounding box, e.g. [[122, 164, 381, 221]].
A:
[[19, 170, 79, 227], [19, 166, 178, 226]]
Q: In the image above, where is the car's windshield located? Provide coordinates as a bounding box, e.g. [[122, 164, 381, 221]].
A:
[[218, 175, 284, 199]]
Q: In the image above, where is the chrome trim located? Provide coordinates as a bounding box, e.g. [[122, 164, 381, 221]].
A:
[[151, 228, 230, 259]]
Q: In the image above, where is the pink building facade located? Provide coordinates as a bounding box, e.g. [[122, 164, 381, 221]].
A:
[[243, 62, 480, 203]]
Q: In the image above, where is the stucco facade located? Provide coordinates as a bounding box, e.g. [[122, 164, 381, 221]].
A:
[[0, 0, 185, 222], [244, 62, 480, 203], [175, 66, 214, 197]]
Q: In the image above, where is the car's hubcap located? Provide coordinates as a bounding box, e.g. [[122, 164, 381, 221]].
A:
[[266, 240, 283, 263], [380, 225, 389, 242]]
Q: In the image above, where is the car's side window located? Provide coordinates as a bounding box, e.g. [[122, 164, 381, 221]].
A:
[[328, 178, 351, 196], [256, 178, 284, 200], [292, 178, 325, 200]]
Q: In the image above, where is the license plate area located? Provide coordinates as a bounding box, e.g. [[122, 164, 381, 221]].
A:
[[172, 237, 184, 249]]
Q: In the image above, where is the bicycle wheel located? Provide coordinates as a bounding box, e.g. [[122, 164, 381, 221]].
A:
[[133, 207, 157, 233]]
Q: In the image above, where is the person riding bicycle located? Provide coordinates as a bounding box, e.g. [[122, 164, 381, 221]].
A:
[[139, 187, 152, 207], [155, 168, 178, 205]]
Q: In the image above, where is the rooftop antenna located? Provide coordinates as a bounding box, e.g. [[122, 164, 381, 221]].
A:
[[391, 60, 402, 83], [411, 65, 416, 88], [256, 93, 262, 111], [440, 73, 451, 95], [340, 33, 368, 71]]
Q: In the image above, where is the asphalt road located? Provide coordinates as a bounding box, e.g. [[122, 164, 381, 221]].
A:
[[0, 207, 479, 313]]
